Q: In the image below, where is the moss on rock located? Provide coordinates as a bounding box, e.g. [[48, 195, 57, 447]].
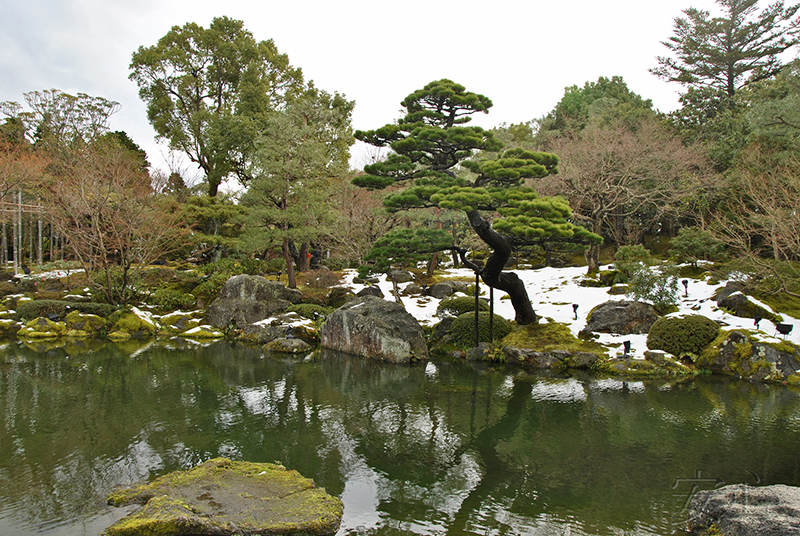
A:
[[65, 310, 107, 338], [104, 457, 343, 536], [17, 317, 67, 339]]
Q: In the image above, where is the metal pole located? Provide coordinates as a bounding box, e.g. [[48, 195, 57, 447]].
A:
[[474, 271, 480, 348], [489, 285, 494, 342]]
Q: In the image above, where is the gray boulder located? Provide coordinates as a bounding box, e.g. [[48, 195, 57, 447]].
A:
[[206, 275, 302, 329], [428, 280, 469, 299], [357, 286, 384, 298], [320, 296, 428, 363], [581, 300, 659, 336], [688, 484, 800, 536], [390, 270, 414, 283]]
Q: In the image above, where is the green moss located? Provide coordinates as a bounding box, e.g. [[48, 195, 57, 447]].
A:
[[105, 458, 343, 536], [437, 295, 489, 317], [109, 310, 156, 336], [501, 321, 606, 354], [449, 312, 512, 349]]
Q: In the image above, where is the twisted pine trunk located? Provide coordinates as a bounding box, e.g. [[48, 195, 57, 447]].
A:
[[466, 210, 537, 325]]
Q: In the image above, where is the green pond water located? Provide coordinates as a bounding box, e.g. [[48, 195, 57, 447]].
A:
[[1, 339, 800, 536]]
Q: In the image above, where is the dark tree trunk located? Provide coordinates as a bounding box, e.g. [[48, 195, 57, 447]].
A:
[[282, 238, 296, 289], [466, 210, 537, 325], [297, 242, 310, 272]]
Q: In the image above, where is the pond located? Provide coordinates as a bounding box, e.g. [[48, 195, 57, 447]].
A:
[[2, 339, 800, 536]]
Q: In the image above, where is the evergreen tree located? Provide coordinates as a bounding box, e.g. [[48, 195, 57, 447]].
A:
[[130, 17, 304, 197], [241, 86, 354, 288], [651, 0, 800, 96], [355, 80, 600, 325]]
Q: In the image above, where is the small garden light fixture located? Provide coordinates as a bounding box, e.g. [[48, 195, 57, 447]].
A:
[[776, 323, 794, 339]]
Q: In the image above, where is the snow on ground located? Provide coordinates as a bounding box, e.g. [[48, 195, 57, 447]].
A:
[[342, 265, 800, 359]]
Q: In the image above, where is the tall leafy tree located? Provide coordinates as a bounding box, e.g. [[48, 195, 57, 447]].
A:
[[241, 86, 354, 288], [651, 0, 800, 97], [129, 16, 304, 197], [355, 80, 600, 325], [538, 76, 655, 137], [1, 89, 120, 156]]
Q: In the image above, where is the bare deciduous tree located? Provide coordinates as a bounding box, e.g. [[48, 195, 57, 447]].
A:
[[543, 117, 706, 271], [711, 145, 800, 296], [37, 141, 188, 305]]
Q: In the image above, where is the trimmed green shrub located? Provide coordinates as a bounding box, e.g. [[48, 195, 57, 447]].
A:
[[287, 303, 334, 319], [437, 296, 489, 317], [15, 300, 115, 321], [450, 311, 512, 349], [647, 314, 719, 358]]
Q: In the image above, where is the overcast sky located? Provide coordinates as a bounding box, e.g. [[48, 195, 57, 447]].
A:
[[1, 0, 722, 177]]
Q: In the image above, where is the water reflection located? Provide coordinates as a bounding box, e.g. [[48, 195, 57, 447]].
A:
[[1, 340, 800, 536]]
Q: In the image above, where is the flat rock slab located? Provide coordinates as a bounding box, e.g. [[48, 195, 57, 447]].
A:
[[104, 457, 342, 536], [688, 483, 800, 536]]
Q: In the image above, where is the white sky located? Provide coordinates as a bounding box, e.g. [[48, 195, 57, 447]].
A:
[[1, 0, 723, 176]]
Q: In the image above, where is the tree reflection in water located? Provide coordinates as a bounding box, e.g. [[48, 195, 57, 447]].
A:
[[2, 340, 800, 536]]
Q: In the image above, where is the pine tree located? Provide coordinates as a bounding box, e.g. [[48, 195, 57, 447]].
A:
[[355, 80, 600, 325]]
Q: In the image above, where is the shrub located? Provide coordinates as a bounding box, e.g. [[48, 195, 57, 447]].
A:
[[647, 315, 720, 358], [15, 300, 115, 321], [614, 245, 653, 282], [627, 263, 681, 314], [148, 288, 196, 312], [437, 295, 489, 317], [450, 311, 512, 349]]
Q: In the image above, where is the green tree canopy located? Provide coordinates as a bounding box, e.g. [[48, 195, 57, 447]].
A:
[[1, 89, 120, 156], [651, 0, 800, 96], [541, 76, 655, 135], [241, 86, 354, 288], [129, 16, 304, 197], [355, 79, 600, 325]]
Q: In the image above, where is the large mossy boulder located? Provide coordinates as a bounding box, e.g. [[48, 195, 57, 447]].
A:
[[320, 296, 428, 363], [206, 275, 302, 330], [696, 330, 800, 382], [104, 457, 342, 536], [581, 300, 659, 336]]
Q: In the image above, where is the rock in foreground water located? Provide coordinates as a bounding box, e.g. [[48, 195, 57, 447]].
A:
[[104, 457, 343, 536], [688, 483, 800, 536]]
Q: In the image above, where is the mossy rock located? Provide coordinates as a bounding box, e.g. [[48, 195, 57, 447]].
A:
[[108, 310, 157, 340], [65, 310, 107, 338], [0, 318, 19, 337], [180, 325, 224, 339], [265, 337, 313, 354], [594, 356, 693, 377], [105, 457, 343, 536], [17, 317, 67, 339], [159, 312, 202, 334]]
